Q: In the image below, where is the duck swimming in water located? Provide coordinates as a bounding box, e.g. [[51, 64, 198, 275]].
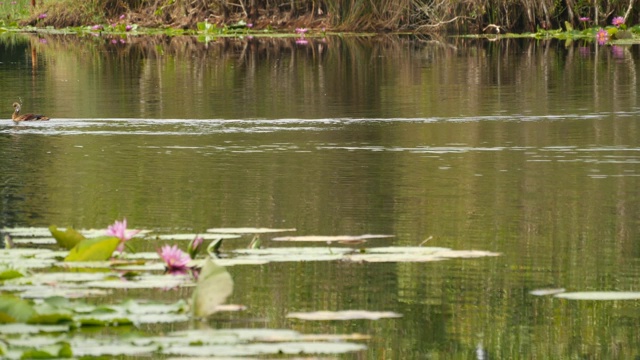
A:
[[12, 102, 50, 122]]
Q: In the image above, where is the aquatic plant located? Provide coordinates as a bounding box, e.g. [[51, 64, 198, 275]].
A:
[[596, 28, 609, 45], [187, 235, 203, 259], [612, 16, 625, 27], [106, 218, 140, 252], [159, 244, 191, 271]]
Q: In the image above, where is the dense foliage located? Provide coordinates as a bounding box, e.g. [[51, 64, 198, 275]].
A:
[[12, 0, 640, 33]]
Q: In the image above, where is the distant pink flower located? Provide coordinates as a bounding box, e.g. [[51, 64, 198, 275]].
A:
[[296, 38, 308, 45], [596, 28, 609, 45], [579, 17, 590, 22], [125, 25, 132, 31], [38, 13, 47, 19], [295, 28, 308, 35], [612, 16, 624, 27], [119, 38, 126, 44], [119, 14, 125, 20], [90, 24, 103, 31], [159, 245, 191, 271], [247, 23, 253, 28], [111, 39, 118, 44], [106, 218, 141, 252], [39, 38, 47, 44]]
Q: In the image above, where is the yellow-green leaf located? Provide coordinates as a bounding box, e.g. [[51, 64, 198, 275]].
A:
[[49, 225, 86, 250], [192, 259, 234, 318], [64, 236, 120, 262]]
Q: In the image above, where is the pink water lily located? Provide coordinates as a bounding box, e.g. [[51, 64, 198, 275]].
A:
[[106, 218, 141, 252], [295, 28, 308, 35], [159, 245, 191, 271], [612, 16, 624, 27]]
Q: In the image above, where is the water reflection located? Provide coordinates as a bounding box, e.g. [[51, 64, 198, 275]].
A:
[[0, 33, 639, 358], [1, 33, 638, 120]]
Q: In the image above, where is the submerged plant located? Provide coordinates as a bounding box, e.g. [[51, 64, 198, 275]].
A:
[[106, 218, 140, 252]]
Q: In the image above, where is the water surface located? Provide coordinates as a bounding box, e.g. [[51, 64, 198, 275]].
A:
[[1, 33, 640, 358]]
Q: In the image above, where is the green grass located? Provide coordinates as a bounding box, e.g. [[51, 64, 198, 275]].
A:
[[0, 0, 30, 25]]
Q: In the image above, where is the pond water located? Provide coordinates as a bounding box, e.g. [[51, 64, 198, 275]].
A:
[[1, 32, 640, 358]]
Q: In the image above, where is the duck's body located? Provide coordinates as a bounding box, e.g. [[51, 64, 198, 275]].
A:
[[12, 102, 50, 122]]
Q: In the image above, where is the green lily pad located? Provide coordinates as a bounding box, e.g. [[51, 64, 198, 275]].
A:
[[0, 323, 69, 334], [49, 225, 87, 250], [192, 259, 234, 318], [287, 310, 402, 320], [0, 294, 36, 323], [65, 236, 121, 262], [20, 341, 72, 359], [554, 292, 640, 300]]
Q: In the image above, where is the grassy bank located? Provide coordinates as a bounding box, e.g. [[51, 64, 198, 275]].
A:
[[2, 0, 640, 33]]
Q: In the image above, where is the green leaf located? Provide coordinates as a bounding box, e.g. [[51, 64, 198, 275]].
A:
[[64, 236, 120, 262], [564, 21, 573, 32], [0, 294, 36, 323], [0, 269, 24, 281], [20, 341, 72, 358], [49, 225, 86, 250], [191, 259, 234, 318]]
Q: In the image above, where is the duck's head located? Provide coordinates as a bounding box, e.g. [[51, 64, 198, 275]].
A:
[[12, 102, 21, 113]]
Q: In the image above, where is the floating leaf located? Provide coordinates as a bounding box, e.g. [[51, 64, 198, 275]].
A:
[[20, 341, 72, 359], [65, 236, 121, 262], [272, 234, 393, 243], [0, 268, 24, 281], [155, 233, 240, 240], [0, 323, 69, 334], [206, 227, 296, 234], [554, 292, 640, 300], [345, 247, 500, 263], [192, 259, 234, 318], [287, 310, 402, 321], [530, 288, 566, 296], [0, 294, 36, 323], [49, 225, 86, 250]]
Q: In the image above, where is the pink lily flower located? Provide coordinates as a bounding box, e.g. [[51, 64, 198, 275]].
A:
[[106, 218, 141, 252]]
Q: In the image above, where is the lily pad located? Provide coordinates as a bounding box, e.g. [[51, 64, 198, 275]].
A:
[[271, 234, 394, 243], [554, 292, 640, 300], [344, 247, 500, 263], [206, 227, 297, 234], [287, 310, 402, 320], [530, 288, 566, 296], [0, 323, 69, 334], [155, 233, 241, 240]]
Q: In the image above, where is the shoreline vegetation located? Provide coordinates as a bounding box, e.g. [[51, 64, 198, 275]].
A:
[[1, 0, 640, 43]]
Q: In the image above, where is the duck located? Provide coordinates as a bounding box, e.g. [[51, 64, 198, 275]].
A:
[[12, 102, 50, 122]]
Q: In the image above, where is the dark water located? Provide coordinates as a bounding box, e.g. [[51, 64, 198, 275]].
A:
[[1, 33, 640, 358]]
